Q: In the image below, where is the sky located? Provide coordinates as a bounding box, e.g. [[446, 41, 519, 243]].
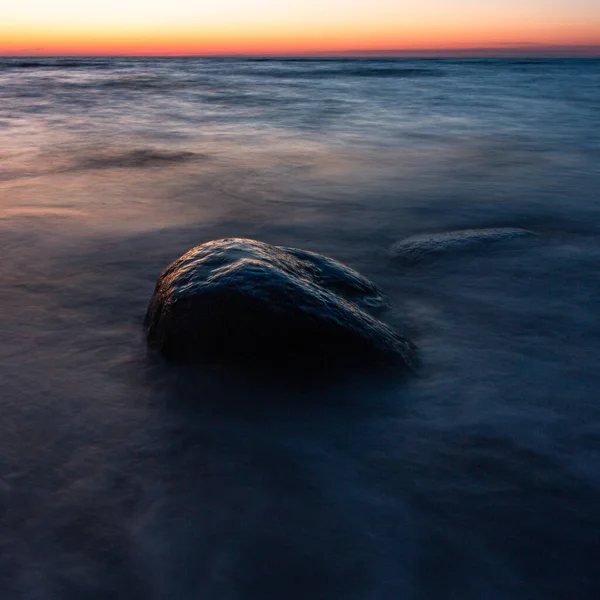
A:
[[1, 0, 599, 56]]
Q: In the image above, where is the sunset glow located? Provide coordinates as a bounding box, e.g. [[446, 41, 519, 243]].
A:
[[2, 0, 599, 56]]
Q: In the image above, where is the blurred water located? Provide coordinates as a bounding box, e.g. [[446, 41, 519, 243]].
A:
[[0, 57, 599, 599]]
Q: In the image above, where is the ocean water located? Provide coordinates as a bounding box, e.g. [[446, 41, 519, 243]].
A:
[[1, 57, 599, 599]]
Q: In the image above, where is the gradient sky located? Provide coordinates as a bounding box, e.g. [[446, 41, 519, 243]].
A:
[[1, 0, 599, 55]]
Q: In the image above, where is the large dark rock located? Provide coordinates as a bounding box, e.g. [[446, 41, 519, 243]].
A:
[[145, 238, 418, 371]]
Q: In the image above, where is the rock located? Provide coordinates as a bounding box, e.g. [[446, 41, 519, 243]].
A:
[[389, 228, 535, 264], [145, 238, 418, 371]]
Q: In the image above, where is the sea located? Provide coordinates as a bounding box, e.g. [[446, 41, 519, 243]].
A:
[[0, 57, 599, 599]]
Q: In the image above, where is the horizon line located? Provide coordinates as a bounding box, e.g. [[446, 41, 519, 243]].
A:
[[2, 44, 600, 59]]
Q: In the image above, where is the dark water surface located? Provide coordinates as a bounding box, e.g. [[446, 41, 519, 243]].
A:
[[1, 57, 599, 599]]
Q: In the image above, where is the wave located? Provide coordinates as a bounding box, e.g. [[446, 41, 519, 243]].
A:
[[254, 66, 444, 78], [0, 149, 205, 184], [0, 59, 111, 70], [63, 75, 203, 92], [75, 149, 204, 170], [98, 75, 174, 90]]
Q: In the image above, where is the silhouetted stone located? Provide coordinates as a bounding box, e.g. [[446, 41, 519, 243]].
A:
[[146, 238, 418, 371], [390, 228, 535, 264]]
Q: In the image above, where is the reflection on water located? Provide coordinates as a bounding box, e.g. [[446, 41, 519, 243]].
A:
[[1, 58, 599, 599]]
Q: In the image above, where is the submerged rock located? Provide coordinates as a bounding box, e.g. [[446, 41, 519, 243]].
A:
[[146, 238, 418, 371], [390, 227, 535, 264]]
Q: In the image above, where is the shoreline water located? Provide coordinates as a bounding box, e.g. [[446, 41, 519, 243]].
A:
[[1, 58, 599, 599]]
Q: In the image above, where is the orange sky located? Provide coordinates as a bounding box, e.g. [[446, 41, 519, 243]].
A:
[[1, 0, 599, 56]]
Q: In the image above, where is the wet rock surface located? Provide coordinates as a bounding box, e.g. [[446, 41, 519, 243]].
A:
[[390, 228, 535, 264], [146, 238, 418, 370]]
